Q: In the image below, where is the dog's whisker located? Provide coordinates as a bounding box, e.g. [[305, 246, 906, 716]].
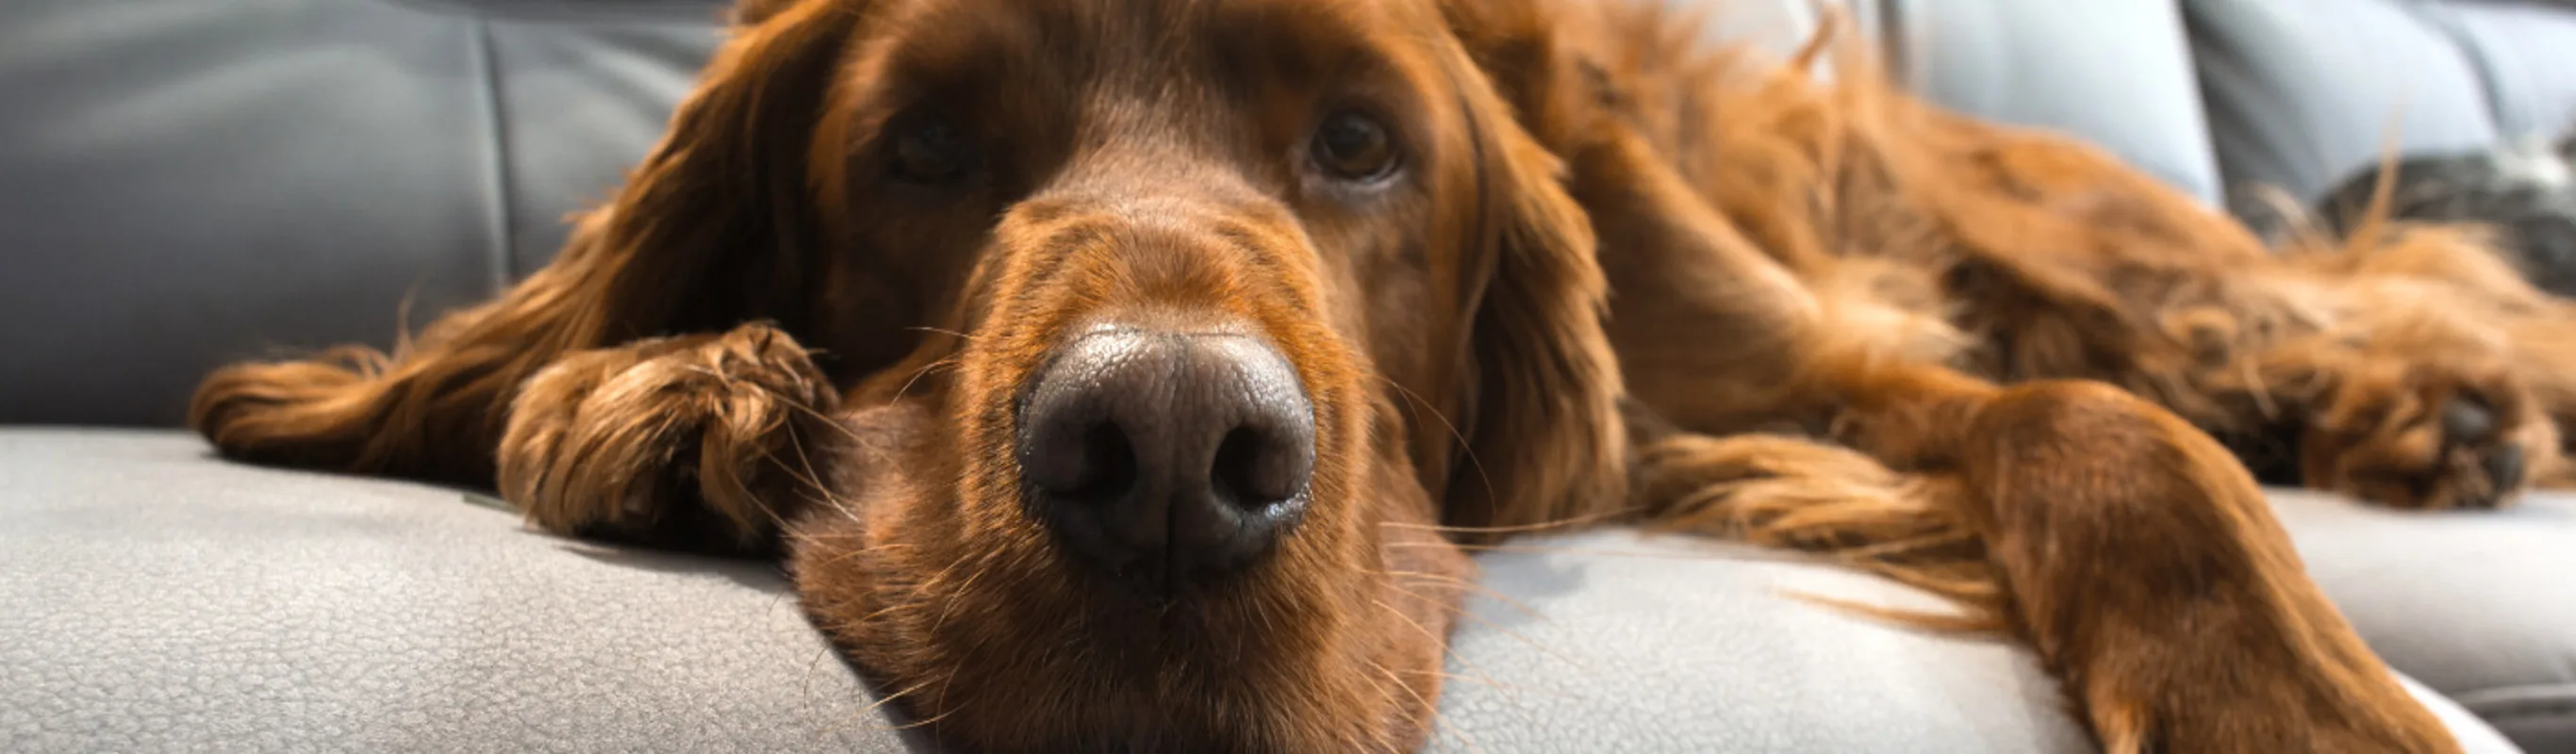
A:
[[919, 654, 972, 735], [1376, 568, 1546, 622], [848, 677, 940, 729], [926, 546, 1004, 639], [1366, 657, 1483, 754], [1378, 376, 1495, 510], [766, 425, 849, 519], [890, 357, 960, 406], [1386, 540, 1755, 563], [1380, 588, 1586, 676], [905, 325, 981, 341], [1379, 506, 1643, 535], [878, 699, 960, 733], [1370, 597, 1526, 704]]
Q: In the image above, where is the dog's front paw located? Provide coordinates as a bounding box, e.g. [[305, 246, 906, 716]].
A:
[[2300, 363, 2551, 510], [498, 322, 841, 554]]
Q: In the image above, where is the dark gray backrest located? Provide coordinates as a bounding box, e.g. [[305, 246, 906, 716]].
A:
[[2188, 0, 2576, 206], [0, 0, 725, 425]]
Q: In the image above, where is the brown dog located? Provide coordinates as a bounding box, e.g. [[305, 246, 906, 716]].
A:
[[192, 0, 2576, 750]]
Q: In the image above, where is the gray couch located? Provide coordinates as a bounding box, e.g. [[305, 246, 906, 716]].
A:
[[4, 1, 2570, 751]]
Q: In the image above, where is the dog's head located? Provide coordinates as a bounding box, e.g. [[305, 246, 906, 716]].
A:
[[575, 0, 1624, 748]]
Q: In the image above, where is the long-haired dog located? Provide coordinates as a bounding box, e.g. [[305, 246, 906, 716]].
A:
[[192, 0, 2576, 750]]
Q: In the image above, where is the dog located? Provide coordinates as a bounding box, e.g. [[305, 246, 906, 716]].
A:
[[190, 0, 2576, 750]]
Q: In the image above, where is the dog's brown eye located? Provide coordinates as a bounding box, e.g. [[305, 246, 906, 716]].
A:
[[1312, 110, 1397, 182], [888, 118, 974, 185]]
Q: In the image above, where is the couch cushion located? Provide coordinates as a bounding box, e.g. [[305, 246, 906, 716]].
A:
[[2426, 0, 2576, 139], [0, 429, 907, 753], [2187, 0, 2502, 205], [1880, 0, 2224, 204], [1678, 0, 2225, 205], [0, 429, 2530, 752], [0, 0, 721, 427], [1445, 527, 2522, 753], [2276, 488, 2576, 751]]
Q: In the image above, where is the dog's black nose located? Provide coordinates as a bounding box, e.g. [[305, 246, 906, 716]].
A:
[[1016, 329, 1315, 595]]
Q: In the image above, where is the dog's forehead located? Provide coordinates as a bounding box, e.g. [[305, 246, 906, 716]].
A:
[[875, 0, 1438, 85]]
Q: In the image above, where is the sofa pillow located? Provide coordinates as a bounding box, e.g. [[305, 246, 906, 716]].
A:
[[2187, 0, 2500, 205]]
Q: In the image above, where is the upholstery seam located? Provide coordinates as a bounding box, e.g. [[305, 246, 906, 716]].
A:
[[382, 0, 722, 25], [469, 15, 518, 292], [2452, 683, 2576, 719], [1874, 0, 1910, 84], [2151, 0, 2227, 206], [2407, 1, 2517, 134]]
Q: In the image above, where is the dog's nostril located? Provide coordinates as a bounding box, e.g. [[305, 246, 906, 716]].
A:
[[1212, 426, 1296, 507], [1067, 422, 1138, 500]]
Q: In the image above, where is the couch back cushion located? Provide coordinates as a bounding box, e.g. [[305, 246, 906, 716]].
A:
[[2186, 0, 2569, 208], [0, 0, 723, 425], [1882, 0, 2224, 203]]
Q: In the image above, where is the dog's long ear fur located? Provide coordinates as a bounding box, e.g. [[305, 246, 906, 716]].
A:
[[1425, 0, 1631, 533], [191, 0, 860, 485]]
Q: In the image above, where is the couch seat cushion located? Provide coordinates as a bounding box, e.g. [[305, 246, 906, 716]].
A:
[[0, 429, 2533, 752]]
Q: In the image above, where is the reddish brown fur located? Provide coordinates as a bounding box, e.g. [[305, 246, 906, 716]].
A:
[[191, 0, 2575, 751]]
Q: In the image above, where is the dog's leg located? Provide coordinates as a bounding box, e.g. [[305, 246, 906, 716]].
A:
[[1563, 125, 2452, 750], [1629, 371, 2459, 753], [499, 322, 844, 555], [2151, 235, 2569, 509], [2242, 316, 2557, 510], [1626, 426, 1997, 610], [1933, 378, 2451, 753]]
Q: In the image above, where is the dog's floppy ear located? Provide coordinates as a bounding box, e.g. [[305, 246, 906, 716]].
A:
[[1422, 0, 1630, 533], [191, 0, 862, 484]]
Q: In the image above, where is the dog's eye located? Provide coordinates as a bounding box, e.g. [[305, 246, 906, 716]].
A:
[[1311, 110, 1398, 182], [888, 118, 975, 185]]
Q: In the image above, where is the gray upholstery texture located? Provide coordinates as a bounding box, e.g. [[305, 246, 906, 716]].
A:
[[0, 430, 906, 754], [0, 0, 726, 427], [0, 430, 2534, 753]]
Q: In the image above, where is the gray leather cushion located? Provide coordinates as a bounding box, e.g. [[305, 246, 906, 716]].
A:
[[2188, 0, 2502, 205], [0, 430, 906, 753], [2278, 489, 2576, 751], [0, 430, 2533, 752], [0, 0, 721, 427], [2430, 0, 2576, 139], [1678, 0, 2225, 204], [1882, 0, 2225, 204]]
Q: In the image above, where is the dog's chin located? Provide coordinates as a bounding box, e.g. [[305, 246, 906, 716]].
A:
[[790, 522, 1444, 753], [785, 407, 1451, 753]]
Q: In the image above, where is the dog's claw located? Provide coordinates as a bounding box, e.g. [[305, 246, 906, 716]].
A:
[[2485, 444, 2529, 492]]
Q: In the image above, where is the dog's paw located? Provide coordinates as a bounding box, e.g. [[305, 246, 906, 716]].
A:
[[2299, 363, 2550, 510], [498, 322, 841, 554]]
